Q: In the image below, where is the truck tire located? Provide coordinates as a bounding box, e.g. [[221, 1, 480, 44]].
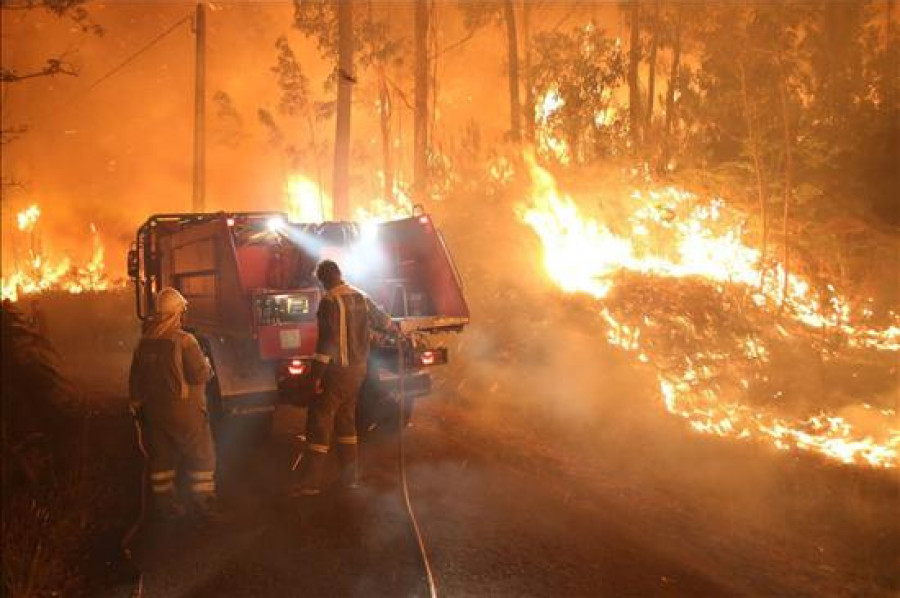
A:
[[205, 378, 226, 441], [196, 336, 225, 435]]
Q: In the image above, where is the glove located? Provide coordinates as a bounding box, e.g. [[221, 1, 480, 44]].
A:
[[128, 400, 143, 418], [310, 360, 327, 396]]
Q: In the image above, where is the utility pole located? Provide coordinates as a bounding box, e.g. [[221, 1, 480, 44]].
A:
[[503, 0, 521, 142], [333, 0, 354, 220], [192, 2, 206, 213]]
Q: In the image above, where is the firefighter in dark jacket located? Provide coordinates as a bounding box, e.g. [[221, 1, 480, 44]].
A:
[[295, 259, 394, 496], [128, 287, 218, 519]]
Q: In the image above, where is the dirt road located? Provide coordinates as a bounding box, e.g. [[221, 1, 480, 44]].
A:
[[95, 390, 897, 598], [29, 292, 898, 597]]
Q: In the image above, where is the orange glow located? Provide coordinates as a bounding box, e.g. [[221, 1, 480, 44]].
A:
[[16, 205, 41, 232], [353, 179, 414, 223], [286, 175, 331, 224], [519, 157, 899, 469], [535, 88, 572, 165], [1, 205, 122, 302]]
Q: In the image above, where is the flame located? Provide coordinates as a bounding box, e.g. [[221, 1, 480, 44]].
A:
[[286, 175, 331, 224], [352, 173, 415, 223], [519, 157, 899, 469], [536, 88, 572, 165], [284, 171, 417, 225], [17, 205, 40, 232], [2, 205, 120, 302]]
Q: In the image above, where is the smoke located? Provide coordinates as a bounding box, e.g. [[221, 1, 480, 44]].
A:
[[1, 1, 542, 277], [432, 159, 675, 443]]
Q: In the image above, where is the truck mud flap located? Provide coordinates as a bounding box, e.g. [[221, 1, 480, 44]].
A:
[[376, 370, 432, 399], [220, 392, 278, 418]]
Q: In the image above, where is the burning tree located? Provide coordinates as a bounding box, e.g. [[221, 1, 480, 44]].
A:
[[292, 0, 412, 218], [530, 22, 626, 164]]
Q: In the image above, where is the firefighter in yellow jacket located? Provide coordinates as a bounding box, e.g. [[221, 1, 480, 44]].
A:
[[295, 259, 394, 496], [129, 287, 218, 519]]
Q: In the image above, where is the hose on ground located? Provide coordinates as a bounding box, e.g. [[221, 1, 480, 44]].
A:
[[397, 336, 438, 598]]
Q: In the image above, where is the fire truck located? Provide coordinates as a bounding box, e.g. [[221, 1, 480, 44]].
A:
[[127, 209, 469, 434]]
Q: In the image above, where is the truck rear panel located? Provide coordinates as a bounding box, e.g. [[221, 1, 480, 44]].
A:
[[129, 210, 468, 416]]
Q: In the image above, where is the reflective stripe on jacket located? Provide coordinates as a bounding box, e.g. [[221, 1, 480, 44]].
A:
[[313, 283, 392, 367]]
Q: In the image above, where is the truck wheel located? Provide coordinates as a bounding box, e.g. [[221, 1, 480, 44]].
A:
[[205, 377, 226, 442]]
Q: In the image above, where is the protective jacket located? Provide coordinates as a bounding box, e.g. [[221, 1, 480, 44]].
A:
[[313, 283, 393, 367], [128, 313, 216, 512], [129, 316, 211, 410], [297, 284, 392, 493]]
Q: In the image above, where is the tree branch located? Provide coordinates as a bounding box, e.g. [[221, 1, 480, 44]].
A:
[[434, 28, 479, 59], [1, 58, 78, 83], [1, 125, 29, 144]]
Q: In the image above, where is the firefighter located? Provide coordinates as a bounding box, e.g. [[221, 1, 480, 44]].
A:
[[294, 259, 394, 496], [128, 287, 219, 520]]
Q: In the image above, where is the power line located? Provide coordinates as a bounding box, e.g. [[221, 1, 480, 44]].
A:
[[87, 13, 192, 93]]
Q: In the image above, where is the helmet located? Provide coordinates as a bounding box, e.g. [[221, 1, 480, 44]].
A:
[[156, 287, 188, 316]]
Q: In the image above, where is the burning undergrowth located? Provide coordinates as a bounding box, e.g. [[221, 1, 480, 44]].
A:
[[1, 204, 126, 303], [514, 156, 899, 469], [434, 150, 898, 472], [599, 271, 898, 468]]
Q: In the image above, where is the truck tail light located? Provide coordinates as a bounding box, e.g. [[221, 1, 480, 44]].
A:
[[417, 348, 447, 367], [288, 359, 307, 376]]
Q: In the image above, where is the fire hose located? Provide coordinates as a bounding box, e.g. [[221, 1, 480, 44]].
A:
[[397, 335, 439, 598]]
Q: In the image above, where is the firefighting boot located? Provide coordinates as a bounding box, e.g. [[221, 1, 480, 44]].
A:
[[292, 451, 326, 496], [337, 443, 360, 489], [189, 494, 230, 526], [152, 490, 185, 522]]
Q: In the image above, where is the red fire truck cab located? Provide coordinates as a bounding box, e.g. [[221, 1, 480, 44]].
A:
[[127, 210, 469, 433]]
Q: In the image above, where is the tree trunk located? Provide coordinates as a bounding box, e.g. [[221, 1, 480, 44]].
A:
[[414, 0, 429, 202], [663, 9, 681, 168], [376, 64, 394, 203], [504, 0, 522, 142], [628, 1, 643, 147], [333, 0, 353, 219], [887, 0, 895, 112], [429, 0, 439, 151], [522, 0, 535, 141], [664, 11, 681, 138], [645, 0, 660, 134], [306, 114, 326, 218], [778, 64, 793, 308], [739, 62, 768, 284]]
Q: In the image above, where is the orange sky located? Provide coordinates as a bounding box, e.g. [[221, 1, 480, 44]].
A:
[[1, 1, 623, 275]]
